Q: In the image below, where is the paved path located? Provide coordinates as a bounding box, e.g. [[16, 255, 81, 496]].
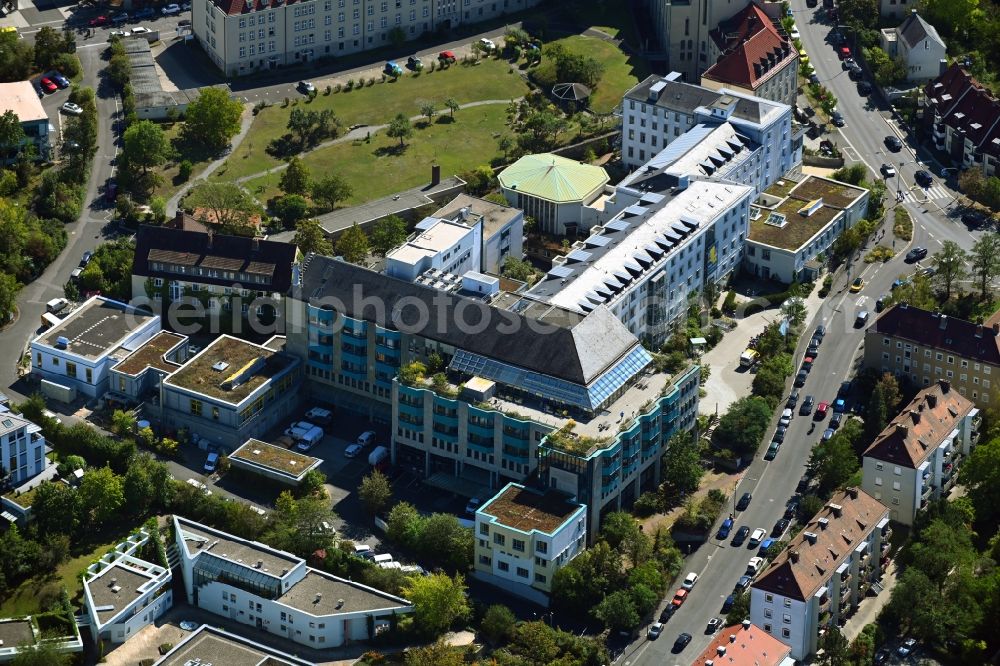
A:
[[165, 107, 255, 215], [230, 97, 520, 187]]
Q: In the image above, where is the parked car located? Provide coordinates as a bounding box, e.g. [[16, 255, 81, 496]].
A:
[[88, 15, 110, 26], [647, 623, 663, 640], [830, 412, 843, 429], [772, 518, 790, 537], [881, 163, 897, 178], [897, 638, 917, 657], [822, 427, 835, 441], [905, 246, 927, 262], [884, 135, 903, 151], [854, 311, 869, 327], [734, 575, 752, 593], [134, 7, 155, 18], [784, 499, 799, 519], [80, 251, 92, 266], [800, 395, 815, 415], [464, 498, 481, 515], [672, 633, 692, 652], [746, 556, 765, 575], [297, 80, 316, 94], [185, 478, 211, 495], [383, 61, 403, 76], [722, 595, 735, 612], [718, 517, 734, 539], [162, 3, 181, 14], [795, 370, 808, 387], [915, 170, 933, 187], [104, 178, 117, 202], [842, 57, 856, 70], [706, 617, 722, 633], [406, 55, 423, 70], [479, 37, 496, 51], [109, 29, 129, 37], [764, 441, 780, 460], [111, 12, 129, 24], [807, 342, 819, 356], [801, 356, 814, 372], [670, 589, 688, 608], [682, 572, 699, 589], [344, 443, 363, 457], [858, 81, 872, 96], [732, 526, 750, 546], [203, 451, 219, 473], [131, 26, 152, 34], [814, 324, 826, 339], [357, 430, 376, 447], [70, 267, 83, 281], [838, 46, 851, 59], [438, 50, 456, 62], [774, 426, 786, 443], [786, 390, 799, 409], [736, 492, 752, 511], [779, 408, 793, 427], [749, 528, 766, 548], [51, 72, 70, 88], [850, 277, 865, 292], [815, 402, 829, 419], [61, 102, 83, 115], [39, 77, 57, 93], [834, 398, 847, 413], [830, 111, 845, 126], [305, 406, 333, 425]]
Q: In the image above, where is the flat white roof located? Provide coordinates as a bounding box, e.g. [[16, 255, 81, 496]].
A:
[[0, 81, 47, 123], [386, 218, 473, 266]]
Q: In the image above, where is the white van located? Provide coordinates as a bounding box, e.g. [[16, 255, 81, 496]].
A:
[[371, 553, 393, 565], [357, 430, 376, 448], [305, 406, 333, 425], [45, 297, 69, 314], [353, 544, 373, 558], [295, 426, 324, 452]]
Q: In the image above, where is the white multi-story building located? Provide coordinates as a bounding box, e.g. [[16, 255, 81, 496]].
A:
[[30, 296, 162, 399], [173, 516, 412, 648], [83, 527, 173, 644], [385, 217, 481, 282], [620, 74, 800, 189], [472, 483, 586, 604], [862, 380, 979, 526], [527, 179, 754, 346], [0, 413, 47, 487], [750, 488, 890, 661], [743, 174, 870, 283], [193, 0, 542, 77], [431, 194, 524, 275]]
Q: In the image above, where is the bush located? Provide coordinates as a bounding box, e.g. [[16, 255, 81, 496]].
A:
[[633, 491, 663, 517], [893, 208, 913, 240], [178, 159, 193, 182], [722, 290, 737, 313], [864, 245, 894, 263]]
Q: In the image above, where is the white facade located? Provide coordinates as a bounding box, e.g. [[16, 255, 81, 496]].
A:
[[83, 529, 173, 644], [879, 11, 946, 82], [880, 0, 913, 22], [194, 0, 541, 77], [29, 297, 162, 399], [0, 414, 47, 486], [620, 74, 800, 187], [385, 217, 481, 282], [173, 516, 413, 649]]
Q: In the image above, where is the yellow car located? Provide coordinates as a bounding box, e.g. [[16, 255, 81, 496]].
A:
[[850, 278, 865, 293]]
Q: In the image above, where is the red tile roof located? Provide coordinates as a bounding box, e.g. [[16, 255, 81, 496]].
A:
[[694, 621, 791, 666], [924, 64, 1000, 156], [703, 2, 794, 90], [215, 0, 298, 17]]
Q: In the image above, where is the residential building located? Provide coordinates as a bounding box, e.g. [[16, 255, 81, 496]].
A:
[[108, 331, 188, 404], [497, 153, 609, 236], [0, 81, 49, 162], [30, 296, 162, 399], [750, 488, 890, 661], [0, 413, 47, 488], [528, 179, 754, 345], [284, 255, 701, 540], [639, 0, 754, 82], [0, 615, 82, 661], [228, 438, 324, 486], [82, 527, 173, 644], [879, 10, 946, 82], [432, 194, 524, 275], [153, 625, 312, 665], [921, 64, 1000, 176], [160, 335, 302, 450], [193, 0, 542, 77], [744, 174, 870, 283], [701, 2, 798, 107], [620, 74, 800, 186], [173, 516, 413, 648], [862, 380, 979, 525], [693, 619, 794, 666], [472, 482, 586, 604], [863, 304, 1000, 408], [131, 224, 298, 324], [880, 0, 914, 22]]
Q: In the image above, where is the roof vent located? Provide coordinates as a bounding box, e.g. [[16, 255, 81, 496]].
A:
[[212, 361, 230, 372], [256, 559, 263, 569], [314, 592, 323, 604], [939, 314, 948, 329], [742, 619, 752, 629], [848, 487, 859, 500], [804, 531, 818, 544], [829, 503, 843, 517], [790, 550, 800, 562], [817, 517, 830, 530], [718, 646, 728, 656], [336, 598, 345, 609], [55, 336, 70, 349]]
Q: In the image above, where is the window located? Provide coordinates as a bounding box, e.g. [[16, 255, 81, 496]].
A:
[[782, 614, 791, 623], [892, 481, 901, 490], [874, 476, 883, 486], [479, 555, 490, 565], [783, 598, 791, 607], [479, 523, 488, 536], [875, 462, 884, 470], [535, 541, 548, 554], [764, 623, 772, 633], [190, 399, 203, 416], [516, 567, 528, 578], [764, 608, 773, 618], [512, 539, 525, 552], [894, 466, 902, 475], [65, 361, 77, 378], [497, 561, 509, 572], [493, 533, 505, 546], [534, 573, 546, 583], [782, 628, 791, 638]]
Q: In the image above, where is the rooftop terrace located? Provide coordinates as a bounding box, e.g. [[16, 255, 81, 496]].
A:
[[85, 561, 161, 623], [112, 331, 185, 376], [35, 297, 157, 361], [749, 175, 867, 252], [0, 619, 34, 651], [164, 335, 297, 404], [480, 484, 583, 534], [230, 439, 321, 478], [278, 569, 412, 616]]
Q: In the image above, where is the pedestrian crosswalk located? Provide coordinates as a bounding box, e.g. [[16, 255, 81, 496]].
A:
[[898, 186, 952, 203]]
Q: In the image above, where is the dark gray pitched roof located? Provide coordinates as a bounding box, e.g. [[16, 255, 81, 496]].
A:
[[292, 256, 640, 385], [898, 11, 943, 49], [624, 75, 769, 124]]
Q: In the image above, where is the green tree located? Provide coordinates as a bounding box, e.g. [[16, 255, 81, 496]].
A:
[[600, 511, 641, 551], [403, 640, 465, 666], [11, 641, 71, 666], [445, 97, 460, 119], [370, 215, 408, 256], [387, 113, 413, 146], [292, 217, 332, 255], [480, 604, 516, 645], [185, 181, 262, 236], [0, 31, 34, 82], [403, 572, 471, 637], [0, 272, 20, 323], [661, 431, 703, 500], [497, 133, 514, 160], [592, 589, 639, 631], [887, 274, 936, 310], [781, 297, 807, 328], [420, 102, 436, 124], [78, 466, 124, 526], [969, 232, 1000, 301], [752, 353, 794, 403], [110, 409, 136, 436], [502, 256, 535, 282], [816, 626, 849, 666], [123, 120, 170, 176], [920, 0, 982, 36], [0, 110, 25, 161], [809, 420, 862, 495], [279, 157, 310, 195], [30, 482, 81, 538], [272, 194, 309, 226], [334, 223, 369, 263], [831, 163, 867, 186], [386, 501, 424, 550], [959, 436, 1000, 527], [932, 240, 968, 299], [417, 513, 474, 572], [358, 470, 392, 517], [310, 173, 352, 212], [864, 373, 902, 444], [726, 591, 750, 623], [264, 491, 337, 556], [713, 396, 773, 457], [183, 87, 244, 152], [32, 26, 69, 71]]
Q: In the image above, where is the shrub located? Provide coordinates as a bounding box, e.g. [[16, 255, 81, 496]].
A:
[[177, 159, 193, 182], [893, 208, 913, 240]]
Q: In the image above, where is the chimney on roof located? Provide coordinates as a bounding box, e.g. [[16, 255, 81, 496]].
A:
[[911, 410, 921, 423], [940, 379, 951, 393], [206, 229, 214, 249], [804, 531, 818, 544], [927, 393, 938, 408], [818, 517, 829, 530], [848, 487, 859, 500], [742, 619, 751, 630], [829, 503, 843, 517], [994, 323, 999, 335], [976, 324, 983, 338], [940, 314, 948, 330], [896, 423, 909, 436], [718, 646, 728, 656], [790, 550, 800, 562]]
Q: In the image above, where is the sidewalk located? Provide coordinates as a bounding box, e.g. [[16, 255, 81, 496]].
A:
[[842, 561, 898, 643]]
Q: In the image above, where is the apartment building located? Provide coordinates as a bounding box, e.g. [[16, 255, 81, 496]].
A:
[[82, 527, 173, 644], [173, 516, 413, 648], [0, 413, 47, 487], [879, 10, 946, 83], [30, 296, 162, 399], [131, 224, 298, 324], [284, 255, 700, 540], [528, 179, 753, 346], [620, 74, 799, 187], [473, 483, 586, 604], [922, 64, 1000, 177], [863, 304, 1000, 408], [750, 488, 890, 661], [193, 0, 541, 76], [880, 0, 914, 22], [744, 174, 870, 283], [701, 2, 798, 107], [0, 82, 49, 162], [862, 380, 979, 525], [160, 335, 302, 450], [154, 625, 312, 665], [693, 620, 794, 666]]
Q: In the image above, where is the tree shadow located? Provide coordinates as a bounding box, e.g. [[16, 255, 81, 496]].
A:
[[435, 115, 455, 124], [373, 144, 408, 157]]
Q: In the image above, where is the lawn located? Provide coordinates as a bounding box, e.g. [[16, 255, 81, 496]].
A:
[[0, 525, 136, 617], [567, 1, 641, 47], [214, 59, 529, 183], [531, 34, 648, 114], [153, 122, 216, 201], [243, 103, 511, 205]]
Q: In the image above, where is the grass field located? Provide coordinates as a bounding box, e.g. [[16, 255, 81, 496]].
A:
[[531, 34, 648, 114], [569, 1, 641, 46], [0, 527, 135, 617], [153, 123, 215, 201], [214, 59, 528, 183], [243, 103, 510, 205]]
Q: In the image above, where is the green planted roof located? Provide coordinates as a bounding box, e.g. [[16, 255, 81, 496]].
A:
[[498, 153, 609, 203]]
